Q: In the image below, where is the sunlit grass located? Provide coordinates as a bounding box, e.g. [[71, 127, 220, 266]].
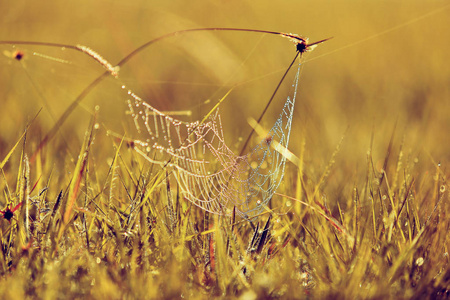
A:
[[0, 3, 449, 298], [0, 112, 448, 298]]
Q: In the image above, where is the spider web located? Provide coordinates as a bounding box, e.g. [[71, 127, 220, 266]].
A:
[[124, 62, 301, 217]]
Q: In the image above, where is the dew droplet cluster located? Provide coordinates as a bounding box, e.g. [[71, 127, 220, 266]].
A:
[[122, 63, 302, 217]]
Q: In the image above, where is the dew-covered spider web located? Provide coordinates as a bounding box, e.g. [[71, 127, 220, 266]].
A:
[[123, 61, 301, 218]]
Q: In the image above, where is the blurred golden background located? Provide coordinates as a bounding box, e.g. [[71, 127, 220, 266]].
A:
[[1, 0, 449, 183]]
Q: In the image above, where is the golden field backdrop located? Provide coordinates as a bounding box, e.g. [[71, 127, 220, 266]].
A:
[[1, 0, 449, 156], [0, 0, 449, 298]]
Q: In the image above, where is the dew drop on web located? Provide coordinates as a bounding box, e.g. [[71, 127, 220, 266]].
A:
[[121, 49, 302, 217]]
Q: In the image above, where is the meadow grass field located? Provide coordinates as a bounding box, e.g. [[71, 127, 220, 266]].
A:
[[0, 1, 449, 299]]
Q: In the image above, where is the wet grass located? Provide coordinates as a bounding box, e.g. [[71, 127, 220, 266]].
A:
[[0, 106, 448, 299]]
